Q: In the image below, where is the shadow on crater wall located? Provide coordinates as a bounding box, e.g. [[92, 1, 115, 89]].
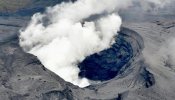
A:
[[78, 27, 144, 81]]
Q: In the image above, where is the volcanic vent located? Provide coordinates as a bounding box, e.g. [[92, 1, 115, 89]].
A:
[[78, 27, 144, 82], [19, 0, 150, 87]]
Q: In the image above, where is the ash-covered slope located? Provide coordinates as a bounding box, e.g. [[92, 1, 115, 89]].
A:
[[0, 0, 175, 100], [0, 38, 72, 100], [0, 25, 150, 100], [122, 20, 175, 100], [0, 0, 70, 16]]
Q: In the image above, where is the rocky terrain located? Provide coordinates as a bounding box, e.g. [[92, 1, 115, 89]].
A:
[[0, 0, 175, 100]]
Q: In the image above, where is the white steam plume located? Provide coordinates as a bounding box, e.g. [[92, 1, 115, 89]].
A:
[[19, 0, 132, 87], [19, 0, 172, 88]]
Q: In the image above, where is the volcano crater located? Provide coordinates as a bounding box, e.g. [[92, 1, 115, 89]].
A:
[[78, 27, 144, 81]]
